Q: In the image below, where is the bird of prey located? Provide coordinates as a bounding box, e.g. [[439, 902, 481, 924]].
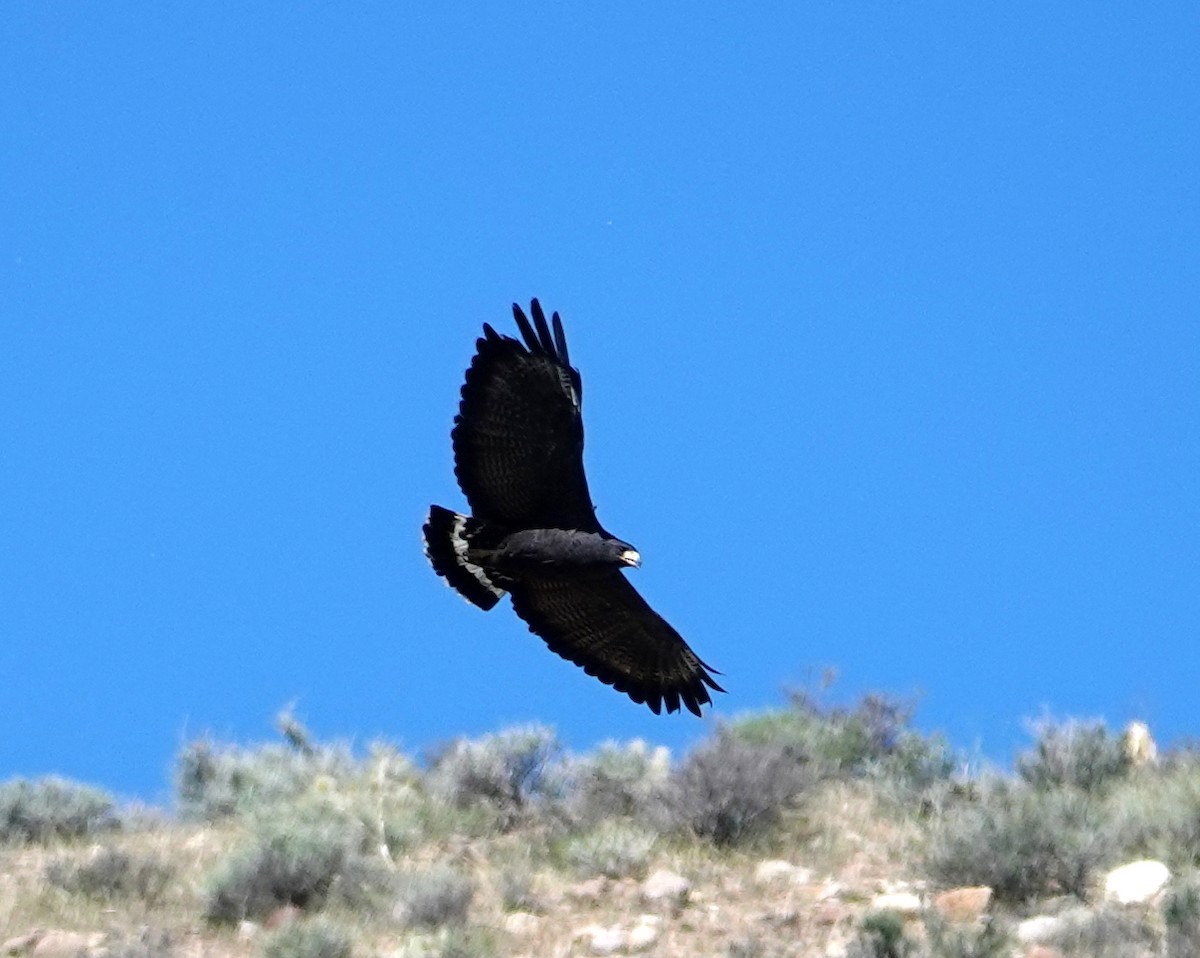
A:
[[423, 300, 723, 716]]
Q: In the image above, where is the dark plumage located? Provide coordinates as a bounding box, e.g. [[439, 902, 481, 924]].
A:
[[423, 300, 723, 716]]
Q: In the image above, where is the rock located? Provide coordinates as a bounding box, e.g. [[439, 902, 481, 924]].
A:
[[753, 860, 813, 886], [1124, 721, 1157, 767], [932, 886, 993, 923], [235, 922, 258, 943], [869, 892, 922, 917], [626, 916, 661, 952], [2, 933, 43, 956], [1024, 947, 1066, 958], [504, 912, 541, 938], [1016, 915, 1068, 945], [824, 934, 850, 958], [641, 869, 691, 906], [1104, 859, 1169, 905], [575, 924, 624, 956], [32, 932, 103, 958]]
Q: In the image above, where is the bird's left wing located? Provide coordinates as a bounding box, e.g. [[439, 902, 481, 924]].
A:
[[508, 571, 724, 716], [452, 300, 602, 530]]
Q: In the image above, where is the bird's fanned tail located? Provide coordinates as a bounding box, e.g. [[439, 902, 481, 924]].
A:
[[423, 505, 506, 610]]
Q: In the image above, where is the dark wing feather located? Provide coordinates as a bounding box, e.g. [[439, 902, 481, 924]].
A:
[[508, 572, 724, 716], [453, 300, 603, 530]]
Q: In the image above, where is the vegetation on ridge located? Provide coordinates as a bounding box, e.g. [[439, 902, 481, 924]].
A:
[[3, 693, 1200, 957]]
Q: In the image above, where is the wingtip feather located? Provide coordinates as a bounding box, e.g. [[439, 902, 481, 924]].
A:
[[530, 299, 556, 354], [552, 312, 569, 364], [511, 303, 536, 353]]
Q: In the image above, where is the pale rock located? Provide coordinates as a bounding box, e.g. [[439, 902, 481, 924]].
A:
[[932, 886, 993, 923], [32, 932, 103, 958], [870, 892, 922, 917], [641, 869, 691, 905], [754, 860, 812, 886], [1124, 721, 1157, 767], [1104, 859, 1170, 905], [626, 916, 661, 952], [503, 912, 540, 938], [236, 921, 259, 942], [824, 934, 849, 958], [577, 924, 624, 956], [1016, 915, 1068, 944]]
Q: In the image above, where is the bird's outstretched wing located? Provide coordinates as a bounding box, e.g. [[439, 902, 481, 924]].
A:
[[452, 299, 603, 531], [508, 571, 724, 716]]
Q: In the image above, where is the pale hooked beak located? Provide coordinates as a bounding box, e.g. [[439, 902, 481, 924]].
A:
[[620, 549, 642, 568]]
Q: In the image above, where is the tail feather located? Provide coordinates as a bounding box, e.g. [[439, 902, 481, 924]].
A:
[[423, 505, 506, 610]]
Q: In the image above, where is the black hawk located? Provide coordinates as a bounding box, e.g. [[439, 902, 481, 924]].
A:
[[423, 300, 723, 716]]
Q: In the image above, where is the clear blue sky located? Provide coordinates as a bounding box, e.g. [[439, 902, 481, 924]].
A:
[[2, 5, 1197, 803]]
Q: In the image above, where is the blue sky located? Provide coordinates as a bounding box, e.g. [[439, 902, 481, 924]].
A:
[[2, 4, 1197, 803]]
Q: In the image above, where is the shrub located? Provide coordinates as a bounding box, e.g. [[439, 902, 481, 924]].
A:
[[847, 910, 915, 958], [1016, 719, 1131, 793], [393, 928, 495, 958], [1038, 907, 1158, 958], [728, 692, 954, 790], [45, 846, 174, 903], [1110, 761, 1200, 865], [262, 920, 353, 958], [0, 777, 119, 844], [926, 779, 1107, 902], [395, 864, 474, 928], [922, 914, 1011, 958], [665, 731, 810, 846], [565, 739, 670, 825], [204, 811, 388, 923], [1164, 874, 1200, 956], [426, 725, 563, 829], [176, 738, 357, 822], [498, 866, 537, 912], [563, 822, 657, 879]]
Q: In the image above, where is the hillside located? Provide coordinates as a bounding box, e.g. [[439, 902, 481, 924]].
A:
[[3, 696, 1199, 958]]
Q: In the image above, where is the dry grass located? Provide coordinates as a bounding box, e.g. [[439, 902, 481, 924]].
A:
[[8, 703, 1199, 957], [0, 783, 910, 958]]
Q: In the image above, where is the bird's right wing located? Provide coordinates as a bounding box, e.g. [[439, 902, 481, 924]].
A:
[[452, 300, 603, 531], [508, 570, 723, 716]]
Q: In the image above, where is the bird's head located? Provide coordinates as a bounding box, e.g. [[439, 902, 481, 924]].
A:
[[616, 542, 642, 568]]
